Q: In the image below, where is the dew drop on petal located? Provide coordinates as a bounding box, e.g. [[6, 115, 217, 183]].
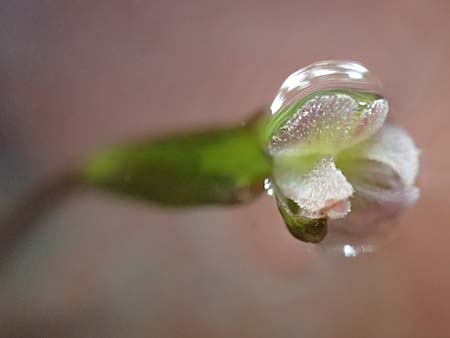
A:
[[270, 60, 382, 116], [266, 60, 388, 155]]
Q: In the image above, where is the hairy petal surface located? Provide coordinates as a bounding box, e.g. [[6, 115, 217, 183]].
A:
[[268, 92, 388, 155], [274, 157, 354, 219]]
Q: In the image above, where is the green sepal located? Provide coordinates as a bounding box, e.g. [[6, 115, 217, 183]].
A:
[[275, 190, 327, 243], [82, 113, 272, 206]]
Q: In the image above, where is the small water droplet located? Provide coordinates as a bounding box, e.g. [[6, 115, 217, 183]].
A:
[[264, 178, 274, 196]]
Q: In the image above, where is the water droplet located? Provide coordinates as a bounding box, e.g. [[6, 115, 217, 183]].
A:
[[270, 60, 382, 116], [265, 60, 387, 156]]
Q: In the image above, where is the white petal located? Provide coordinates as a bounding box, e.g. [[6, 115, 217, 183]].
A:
[[274, 157, 354, 219], [269, 94, 388, 154]]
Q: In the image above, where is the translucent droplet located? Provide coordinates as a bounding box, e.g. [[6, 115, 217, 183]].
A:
[[265, 60, 387, 155], [270, 60, 382, 116]]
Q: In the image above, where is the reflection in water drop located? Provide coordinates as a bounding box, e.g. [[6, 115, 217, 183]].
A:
[[320, 243, 377, 258], [343, 244, 357, 257]]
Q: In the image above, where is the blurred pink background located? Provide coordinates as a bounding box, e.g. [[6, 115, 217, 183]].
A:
[[1, 0, 449, 337]]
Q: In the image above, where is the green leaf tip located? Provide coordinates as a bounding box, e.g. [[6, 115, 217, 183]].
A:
[[83, 115, 272, 206]]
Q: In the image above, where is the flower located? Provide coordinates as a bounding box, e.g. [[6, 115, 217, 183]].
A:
[[83, 59, 420, 247], [265, 61, 420, 243]]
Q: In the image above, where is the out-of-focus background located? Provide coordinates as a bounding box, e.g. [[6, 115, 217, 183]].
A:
[[1, 0, 449, 337]]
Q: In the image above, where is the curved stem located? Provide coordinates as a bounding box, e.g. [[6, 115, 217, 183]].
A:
[[0, 171, 84, 266]]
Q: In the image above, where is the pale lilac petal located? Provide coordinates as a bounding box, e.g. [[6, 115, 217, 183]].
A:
[[335, 124, 420, 232], [325, 199, 352, 219], [329, 186, 419, 238], [358, 123, 420, 186]]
